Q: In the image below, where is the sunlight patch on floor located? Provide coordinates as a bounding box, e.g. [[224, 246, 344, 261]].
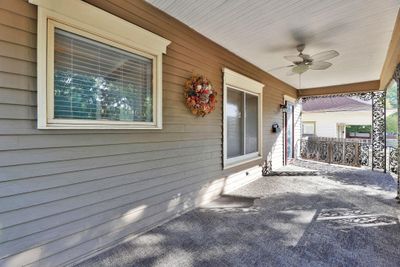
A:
[[132, 233, 165, 246], [270, 209, 316, 246], [316, 208, 398, 228], [153, 248, 193, 267]]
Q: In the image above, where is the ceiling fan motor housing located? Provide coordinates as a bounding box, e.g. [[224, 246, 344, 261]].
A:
[[296, 44, 306, 53]]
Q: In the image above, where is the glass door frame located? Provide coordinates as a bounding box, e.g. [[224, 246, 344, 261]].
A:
[[284, 100, 295, 165]]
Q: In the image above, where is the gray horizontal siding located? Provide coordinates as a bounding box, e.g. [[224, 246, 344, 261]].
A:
[[0, 72, 36, 91], [1, 159, 221, 243], [0, 0, 297, 266], [0, 24, 36, 48], [0, 41, 36, 62], [0, 132, 221, 151], [1, 168, 221, 257], [0, 150, 220, 212], [0, 139, 219, 168]]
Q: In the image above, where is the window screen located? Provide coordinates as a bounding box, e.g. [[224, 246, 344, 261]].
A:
[[54, 28, 153, 122]]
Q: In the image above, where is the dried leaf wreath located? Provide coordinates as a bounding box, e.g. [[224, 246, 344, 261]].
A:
[[184, 74, 217, 117]]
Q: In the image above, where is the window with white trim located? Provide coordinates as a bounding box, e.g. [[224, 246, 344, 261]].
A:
[[31, 0, 170, 129], [223, 68, 264, 168], [303, 121, 316, 136]]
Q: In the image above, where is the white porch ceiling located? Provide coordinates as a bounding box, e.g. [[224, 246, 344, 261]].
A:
[[147, 0, 400, 89]]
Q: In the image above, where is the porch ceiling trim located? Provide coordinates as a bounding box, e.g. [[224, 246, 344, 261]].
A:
[[298, 8, 399, 99], [298, 80, 380, 98], [380, 9, 400, 90]]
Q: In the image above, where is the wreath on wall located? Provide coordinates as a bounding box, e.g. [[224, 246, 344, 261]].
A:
[[184, 74, 217, 117]]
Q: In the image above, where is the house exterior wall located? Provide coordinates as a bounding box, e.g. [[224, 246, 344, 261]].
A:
[[302, 110, 372, 138], [0, 0, 296, 266]]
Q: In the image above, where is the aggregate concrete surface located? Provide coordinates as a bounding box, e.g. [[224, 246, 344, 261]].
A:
[[77, 161, 400, 267]]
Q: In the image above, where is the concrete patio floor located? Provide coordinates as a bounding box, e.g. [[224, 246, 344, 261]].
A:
[[77, 161, 400, 267]]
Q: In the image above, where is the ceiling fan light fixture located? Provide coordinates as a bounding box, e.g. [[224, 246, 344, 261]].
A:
[[292, 64, 309, 74]]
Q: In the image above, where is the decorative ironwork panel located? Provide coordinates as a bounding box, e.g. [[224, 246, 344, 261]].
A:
[[388, 147, 398, 174], [300, 139, 308, 158], [308, 140, 318, 160], [262, 159, 272, 176], [300, 138, 373, 169], [332, 142, 344, 164], [344, 142, 357, 166], [371, 91, 386, 171], [318, 141, 329, 162], [358, 142, 370, 167]]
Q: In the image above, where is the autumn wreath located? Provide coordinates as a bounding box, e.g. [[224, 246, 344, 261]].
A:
[[184, 75, 217, 117]]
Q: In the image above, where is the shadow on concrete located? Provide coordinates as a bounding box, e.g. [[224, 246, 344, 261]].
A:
[[76, 178, 400, 267]]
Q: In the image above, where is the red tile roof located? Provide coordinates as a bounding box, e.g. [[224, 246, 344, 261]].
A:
[[302, 96, 371, 112]]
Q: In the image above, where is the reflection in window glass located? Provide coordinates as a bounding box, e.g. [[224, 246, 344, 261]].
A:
[[226, 87, 259, 159], [246, 94, 258, 153], [227, 89, 244, 158], [54, 28, 153, 122]]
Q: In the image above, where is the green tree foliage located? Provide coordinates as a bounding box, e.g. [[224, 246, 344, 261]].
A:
[[346, 125, 371, 133], [386, 112, 398, 134], [385, 80, 398, 135], [54, 70, 152, 122], [386, 80, 398, 109], [54, 71, 98, 119]]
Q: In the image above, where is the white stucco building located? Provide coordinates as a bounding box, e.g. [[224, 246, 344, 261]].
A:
[[302, 97, 372, 138]]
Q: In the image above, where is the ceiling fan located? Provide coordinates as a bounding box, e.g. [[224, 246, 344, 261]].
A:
[[273, 44, 339, 75]]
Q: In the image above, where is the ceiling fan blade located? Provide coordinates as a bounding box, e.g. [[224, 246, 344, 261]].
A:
[[311, 50, 339, 61], [284, 55, 303, 62], [268, 65, 294, 72], [310, 61, 332, 70]]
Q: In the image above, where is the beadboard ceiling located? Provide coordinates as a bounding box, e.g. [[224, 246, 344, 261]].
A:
[[146, 0, 400, 89]]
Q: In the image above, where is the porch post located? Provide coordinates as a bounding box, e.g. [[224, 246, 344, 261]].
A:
[[371, 91, 386, 172], [394, 64, 400, 200]]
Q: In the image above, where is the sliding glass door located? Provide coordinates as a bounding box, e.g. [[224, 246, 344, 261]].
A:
[[285, 101, 294, 164], [226, 87, 259, 164]]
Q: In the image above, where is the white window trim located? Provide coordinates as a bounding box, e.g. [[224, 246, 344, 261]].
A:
[[30, 0, 171, 129], [223, 68, 264, 169], [284, 95, 297, 104]]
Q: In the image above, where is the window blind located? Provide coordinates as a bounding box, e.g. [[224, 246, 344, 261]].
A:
[[54, 28, 153, 122]]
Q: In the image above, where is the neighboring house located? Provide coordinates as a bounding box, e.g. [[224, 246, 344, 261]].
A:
[[302, 96, 372, 138]]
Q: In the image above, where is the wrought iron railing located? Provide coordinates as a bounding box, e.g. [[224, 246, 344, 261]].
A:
[[300, 137, 372, 168], [387, 146, 398, 175], [301, 137, 400, 174]]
